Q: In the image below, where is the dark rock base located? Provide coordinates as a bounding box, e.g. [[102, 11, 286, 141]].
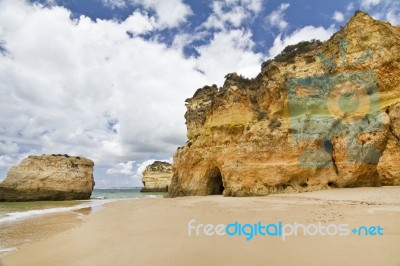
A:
[[0, 187, 92, 202]]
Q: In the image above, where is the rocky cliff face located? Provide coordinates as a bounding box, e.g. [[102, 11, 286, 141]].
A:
[[0, 155, 95, 201], [141, 161, 172, 192], [169, 12, 400, 197]]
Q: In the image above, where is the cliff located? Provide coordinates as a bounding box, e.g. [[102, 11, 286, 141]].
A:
[[169, 12, 400, 197], [141, 161, 172, 192], [0, 155, 95, 201]]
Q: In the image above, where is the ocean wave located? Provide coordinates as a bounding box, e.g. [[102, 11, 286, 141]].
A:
[[145, 195, 160, 198], [90, 196, 107, 200], [0, 200, 114, 225], [0, 247, 18, 253], [0, 247, 18, 257]]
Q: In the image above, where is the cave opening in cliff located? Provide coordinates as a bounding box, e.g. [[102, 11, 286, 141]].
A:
[[207, 167, 224, 195]]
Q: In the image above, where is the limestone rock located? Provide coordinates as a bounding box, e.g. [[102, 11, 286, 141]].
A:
[[0, 155, 95, 201], [169, 12, 400, 197], [141, 161, 172, 192]]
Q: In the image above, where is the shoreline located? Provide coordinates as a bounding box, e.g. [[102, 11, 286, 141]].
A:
[[0, 199, 113, 224], [2, 187, 400, 266], [0, 199, 117, 258], [0, 208, 86, 258], [0, 190, 165, 258]]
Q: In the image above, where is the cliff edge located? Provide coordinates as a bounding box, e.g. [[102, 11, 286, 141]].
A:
[[169, 12, 400, 197]]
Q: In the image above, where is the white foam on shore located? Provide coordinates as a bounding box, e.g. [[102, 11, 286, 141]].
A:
[[0, 247, 18, 254], [91, 196, 106, 200], [0, 200, 115, 225], [145, 195, 159, 198], [0, 247, 18, 258]]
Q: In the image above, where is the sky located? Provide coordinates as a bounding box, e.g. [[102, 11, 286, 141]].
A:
[[0, 0, 398, 188]]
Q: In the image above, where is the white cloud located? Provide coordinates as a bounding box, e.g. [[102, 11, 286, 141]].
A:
[[0, 1, 203, 168], [136, 160, 155, 177], [360, 0, 382, 9], [347, 3, 355, 11], [202, 0, 263, 30], [101, 158, 172, 188], [0, 1, 264, 188], [266, 3, 290, 31], [235, 0, 262, 13], [106, 161, 136, 176], [268, 25, 336, 58], [102, 0, 127, 9], [171, 32, 207, 50], [135, 158, 172, 177], [130, 0, 193, 29], [0, 141, 20, 154], [195, 29, 263, 82], [122, 10, 156, 34], [386, 9, 400, 25], [203, 2, 247, 29], [332, 11, 345, 22], [0, 155, 14, 169], [100, 0, 193, 29], [359, 0, 400, 25]]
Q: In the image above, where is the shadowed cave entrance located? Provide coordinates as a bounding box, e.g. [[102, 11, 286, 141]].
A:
[[206, 167, 224, 195]]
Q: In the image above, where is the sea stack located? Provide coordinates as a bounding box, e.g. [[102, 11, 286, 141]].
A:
[[0, 154, 95, 201], [141, 161, 172, 192], [169, 12, 400, 197]]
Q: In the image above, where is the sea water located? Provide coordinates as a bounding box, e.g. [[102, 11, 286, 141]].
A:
[[91, 188, 166, 199], [0, 188, 166, 257]]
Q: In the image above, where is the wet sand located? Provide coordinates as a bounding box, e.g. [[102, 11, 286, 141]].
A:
[[2, 187, 400, 266], [0, 208, 89, 258]]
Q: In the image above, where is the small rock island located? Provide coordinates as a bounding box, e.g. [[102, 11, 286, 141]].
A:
[[0, 154, 95, 201], [141, 161, 172, 192]]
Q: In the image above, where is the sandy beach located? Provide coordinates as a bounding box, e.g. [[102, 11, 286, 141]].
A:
[[2, 187, 400, 266]]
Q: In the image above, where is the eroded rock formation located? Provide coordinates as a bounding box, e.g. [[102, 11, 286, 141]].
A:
[[169, 12, 400, 197], [0, 155, 95, 201], [141, 161, 172, 192]]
